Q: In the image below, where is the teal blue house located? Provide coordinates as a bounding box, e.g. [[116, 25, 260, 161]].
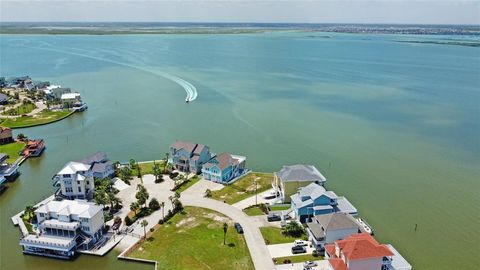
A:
[[202, 152, 246, 183]]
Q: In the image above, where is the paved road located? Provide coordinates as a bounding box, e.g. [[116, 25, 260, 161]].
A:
[[232, 188, 278, 210], [267, 243, 315, 258], [275, 260, 329, 270], [182, 180, 276, 270]]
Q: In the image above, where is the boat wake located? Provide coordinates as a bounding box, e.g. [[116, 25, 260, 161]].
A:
[[21, 41, 198, 102]]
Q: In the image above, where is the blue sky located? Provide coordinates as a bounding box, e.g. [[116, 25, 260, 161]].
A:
[[0, 0, 479, 24]]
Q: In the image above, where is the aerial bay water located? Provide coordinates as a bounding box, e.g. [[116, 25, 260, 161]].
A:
[[0, 31, 479, 270]]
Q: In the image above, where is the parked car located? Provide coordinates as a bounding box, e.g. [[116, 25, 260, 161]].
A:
[[267, 214, 281, 222], [291, 245, 307, 254], [303, 268, 313, 270], [263, 190, 280, 199], [234, 222, 243, 234], [294, 239, 308, 246], [304, 261, 318, 267]]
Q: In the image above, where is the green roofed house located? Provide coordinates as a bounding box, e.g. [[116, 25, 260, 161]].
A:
[[273, 164, 326, 203]]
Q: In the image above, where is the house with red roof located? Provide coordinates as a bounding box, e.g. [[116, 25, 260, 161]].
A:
[[325, 233, 394, 270]]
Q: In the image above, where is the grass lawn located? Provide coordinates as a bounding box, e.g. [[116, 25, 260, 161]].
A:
[[129, 206, 254, 270], [132, 160, 165, 176], [0, 141, 26, 162], [243, 206, 265, 216], [260, 227, 306, 245], [211, 172, 274, 204], [0, 109, 73, 128], [273, 254, 322, 265], [175, 175, 201, 193], [269, 205, 291, 211], [2, 103, 36, 116]]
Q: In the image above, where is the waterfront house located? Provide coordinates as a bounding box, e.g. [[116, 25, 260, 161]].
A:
[[306, 213, 360, 251], [170, 141, 211, 173], [61, 92, 82, 108], [291, 182, 357, 222], [34, 81, 50, 91], [0, 126, 14, 144], [54, 162, 95, 200], [19, 199, 105, 259], [0, 93, 8, 105], [6, 76, 30, 88], [78, 152, 115, 179], [325, 233, 412, 270], [21, 139, 45, 157], [201, 152, 246, 183], [47, 87, 71, 100], [0, 77, 5, 87], [0, 153, 19, 180], [273, 164, 326, 203], [24, 80, 35, 91]]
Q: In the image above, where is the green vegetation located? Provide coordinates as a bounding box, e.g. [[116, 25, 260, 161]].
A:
[[269, 205, 291, 211], [243, 204, 268, 216], [210, 172, 274, 204], [0, 141, 25, 163], [243, 206, 265, 216], [175, 175, 201, 193], [281, 221, 305, 238], [130, 206, 254, 270], [130, 160, 166, 176], [260, 227, 306, 245], [2, 102, 36, 116], [21, 205, 36, 234], [273, 254, 322, 265], [0, 109, 73, 128]]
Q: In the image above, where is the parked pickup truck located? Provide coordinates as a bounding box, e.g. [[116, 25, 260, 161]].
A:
[[291, 245, 307, 254], [267, 214, 281, 222]]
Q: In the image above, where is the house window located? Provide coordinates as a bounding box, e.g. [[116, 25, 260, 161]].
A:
[[77, 181, 80, 185], [78, 187, 81, 192], [63, 174, 71, 178]]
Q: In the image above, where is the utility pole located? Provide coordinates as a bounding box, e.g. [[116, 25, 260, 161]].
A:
[[255, 179, 258, 206]]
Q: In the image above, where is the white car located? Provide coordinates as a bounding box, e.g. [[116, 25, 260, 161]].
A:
[[304, 261, 318, 267], [294, 239, 308, 246]]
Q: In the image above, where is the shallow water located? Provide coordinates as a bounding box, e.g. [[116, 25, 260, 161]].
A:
[[0, 32, 479, 270]]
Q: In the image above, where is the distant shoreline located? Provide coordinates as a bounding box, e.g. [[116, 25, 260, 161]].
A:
[[0, 22, 479, 35]]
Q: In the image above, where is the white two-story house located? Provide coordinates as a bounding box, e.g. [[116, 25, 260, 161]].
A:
[[19, 199, 105, 259], [54, 162, 94, 200]]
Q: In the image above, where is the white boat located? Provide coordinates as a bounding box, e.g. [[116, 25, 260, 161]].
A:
[[356, 218, 374, 235]]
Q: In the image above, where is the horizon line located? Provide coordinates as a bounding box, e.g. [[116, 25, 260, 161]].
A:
[[1, 21, 479, 27]]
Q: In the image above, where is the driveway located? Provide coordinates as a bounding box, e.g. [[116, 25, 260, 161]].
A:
[[275, 260, 330, 270], [267, 243, 315, 258], [232, 188, 278, 210], [182, 180, 276, 270], [114, 174, 175, 247]]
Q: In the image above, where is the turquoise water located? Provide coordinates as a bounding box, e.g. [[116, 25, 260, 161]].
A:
[[0, 32, 479, 270]]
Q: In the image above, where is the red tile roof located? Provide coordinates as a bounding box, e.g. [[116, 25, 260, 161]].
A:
[[329, 258, 348, 270], [325, 244, 336, 257], [336, 233, 393, 260]]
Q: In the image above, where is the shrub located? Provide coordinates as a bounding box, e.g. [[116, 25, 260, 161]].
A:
[[124, 215, 133, 226], [149, 198, 160, 211], [158, 219, 164, 225], [283, 259, 291, 264], [312, 250, 319, 257], [281, 221, 305, 237], [204, 189, 212, 198], [149, 227, 155, 232]]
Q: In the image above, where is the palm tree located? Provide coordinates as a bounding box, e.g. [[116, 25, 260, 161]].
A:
[[130, 202, 139, 215], [141, 219, 149, 239], [160, 201, 165, 219], [223, 223, 228, 245], [168, 195, 174, 207], [137, 162, 142, 182]]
